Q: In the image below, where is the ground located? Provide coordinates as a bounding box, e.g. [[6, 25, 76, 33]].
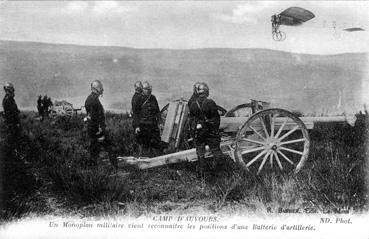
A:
[[0, 111, 368, 222]]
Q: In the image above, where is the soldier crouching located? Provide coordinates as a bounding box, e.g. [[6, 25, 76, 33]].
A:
[[84, 80, 118, 169], [188, 82, 225, 176]]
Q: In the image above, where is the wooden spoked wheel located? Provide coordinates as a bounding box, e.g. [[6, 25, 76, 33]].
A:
[[234, 108, 310, 175]]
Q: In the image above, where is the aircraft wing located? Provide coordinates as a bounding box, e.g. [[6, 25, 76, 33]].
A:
[[343, 27, 365, 32], [279, 7, 315, 26]]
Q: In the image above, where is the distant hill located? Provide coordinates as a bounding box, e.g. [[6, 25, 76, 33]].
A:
[[0, 40, 367, 114]]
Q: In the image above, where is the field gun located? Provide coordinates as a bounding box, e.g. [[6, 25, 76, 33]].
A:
[[119, 99, 356, 175], [50, 100, 83, 118]]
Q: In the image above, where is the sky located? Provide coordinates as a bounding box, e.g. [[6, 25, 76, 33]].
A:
[[0, 1, 369, 54]]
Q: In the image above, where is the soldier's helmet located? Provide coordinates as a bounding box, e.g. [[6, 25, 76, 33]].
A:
[[193, 82, 201, 94], [134, 81, 143, 93], [142, 81, 152, 95], [91, 80, 104, 95], [4, 82, 15, 93], [197, 82, 209, 97]]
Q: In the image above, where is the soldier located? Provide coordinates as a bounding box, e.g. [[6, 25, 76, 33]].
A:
[[47, 96, 53, 113], [42, 95, 49, 118], [2, 82, 21, 146], [188, 82, 201, 107], [187, 82, 201, 146], [84, 80, 118, 169], [136, 81, 163, 155], [188, 82, 224, 175], [37, 95, 43, 119], [131, 81, 143, 131], [131, 81, 144, 155]]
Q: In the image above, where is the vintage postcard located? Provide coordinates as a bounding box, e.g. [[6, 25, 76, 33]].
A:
[[0, 1, 368, 238]]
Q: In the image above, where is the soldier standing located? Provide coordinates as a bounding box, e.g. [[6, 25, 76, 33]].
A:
[[187, 82, 201, 146], [136, 81, 163, 155], [2, 82, 21, 146], [188, 82, 201, 107], [188, 82, 224, 175], [84, 80, 118, 169], [42, 95, 49, 118], [37, 95, 43, 119], [131, 81, 144, 155]]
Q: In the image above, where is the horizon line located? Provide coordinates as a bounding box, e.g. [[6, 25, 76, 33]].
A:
[[0, 39, 367, 56]]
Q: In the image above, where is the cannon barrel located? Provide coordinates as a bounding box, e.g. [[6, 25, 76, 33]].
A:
[[219, 114, 356, 133]]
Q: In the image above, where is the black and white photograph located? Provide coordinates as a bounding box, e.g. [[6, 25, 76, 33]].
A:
[[0, 1, 368, 238]]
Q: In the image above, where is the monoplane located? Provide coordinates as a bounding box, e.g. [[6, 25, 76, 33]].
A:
[[271, 7, 315, 41], [343, 27, 365, 32]]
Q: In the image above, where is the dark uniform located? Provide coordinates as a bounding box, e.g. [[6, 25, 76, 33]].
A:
[[84, 92, 117, 167], [42, 95, 49, 118], [2, 93, 21, 145], [187, 93, 198, 145], [131, 92, 143, 130], [136, 94, 162, 154], [37, 95, 43, 118], [189, 95, 224, 169]]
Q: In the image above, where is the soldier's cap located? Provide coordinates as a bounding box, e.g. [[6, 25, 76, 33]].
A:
[[4, 82, 15, 92], [142, 81, 152, 90]]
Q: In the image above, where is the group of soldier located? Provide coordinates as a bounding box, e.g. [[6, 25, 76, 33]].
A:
[[37, 95, 53, 120], [2, 80, 225, 174]]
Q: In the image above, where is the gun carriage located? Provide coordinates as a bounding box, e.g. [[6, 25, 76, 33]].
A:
[[120, 99, 356, 175], [50, 100, 84, 118]]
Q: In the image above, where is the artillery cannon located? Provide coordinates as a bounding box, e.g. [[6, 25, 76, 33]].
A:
[[119, 99, 356, 175], [50, 100, 83, 118]]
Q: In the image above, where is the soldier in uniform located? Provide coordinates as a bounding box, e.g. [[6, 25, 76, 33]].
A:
[[2, 82, 21, 146], [131, 81, 144, 155], [187, 82, 201, 147], [188, 82, 225, 175], [84, 80, 118, 169], [42, 95, 49, 118], [135, 81, 163, 155], [188, 82, 201, 107], [37, 95, 43, 120], [131, 81, 143, 132]]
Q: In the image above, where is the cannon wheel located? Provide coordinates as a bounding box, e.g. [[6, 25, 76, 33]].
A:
[[234, 108, 310, 175]]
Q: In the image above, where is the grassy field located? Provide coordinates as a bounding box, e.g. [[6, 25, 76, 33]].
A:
[[0, 111, 368, 221]]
